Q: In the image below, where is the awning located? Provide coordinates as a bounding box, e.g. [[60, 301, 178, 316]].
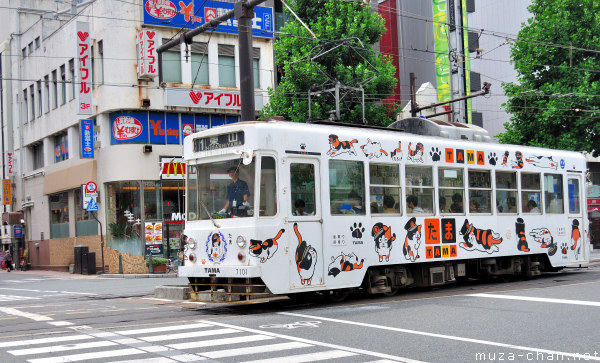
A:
[[43, 160, 97, 195]]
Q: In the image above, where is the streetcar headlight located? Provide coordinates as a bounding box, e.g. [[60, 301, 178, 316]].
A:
[[236, 235, 246, 248], [187, 238, 197, 250]]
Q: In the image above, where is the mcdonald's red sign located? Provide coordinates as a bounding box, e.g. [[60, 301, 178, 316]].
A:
[[161, 157, 186, 180]]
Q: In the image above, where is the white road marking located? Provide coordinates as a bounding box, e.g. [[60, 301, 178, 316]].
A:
[[207, 320, 424, 363], [107, 358, 176, 363], [140, 328, 238, 342], [240, 349, 357, 363], [0, 307, 52, 321], [9, 341, 117, 356], [169, 354, 207, 362], [468, 293, 600, 307], [202, 342, 311, 359], [0, 335, 92, 348], [27, 348, 143, 363], [0, 294, 40, 301], [280, 311, 600, 361], [115, 322, 211, 335], [168, 334, 276, 350], [48, 321, 74, 327]]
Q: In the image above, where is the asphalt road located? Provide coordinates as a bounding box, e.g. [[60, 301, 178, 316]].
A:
[[1, 263, 600, 363]]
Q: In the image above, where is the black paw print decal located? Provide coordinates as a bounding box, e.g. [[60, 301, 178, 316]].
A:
[[488, 152, 498, 166], [430, 147, 441, 162], [300, 143, 306, 150], [350, 222, 365, 239], [561, 242, 568, 255]]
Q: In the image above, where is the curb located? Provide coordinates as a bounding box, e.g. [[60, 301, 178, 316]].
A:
[[100, 273, 181, 278]]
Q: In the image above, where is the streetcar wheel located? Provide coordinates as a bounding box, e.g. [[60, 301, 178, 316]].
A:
[[383, 277, 399, 296], [326, 289, 350, 302]]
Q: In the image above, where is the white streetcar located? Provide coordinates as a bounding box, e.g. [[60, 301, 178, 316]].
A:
[[179, 118, 589, 302]]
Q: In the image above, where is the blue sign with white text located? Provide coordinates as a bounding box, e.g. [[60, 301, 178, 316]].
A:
[[13, 224, 22, 239], [81, 119, 94, 159], [143, 0, 274, 38]]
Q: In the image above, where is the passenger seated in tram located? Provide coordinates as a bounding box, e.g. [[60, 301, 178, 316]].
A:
[[524, 199, 540, 213], [347, 190, 364, 214], [469, 200, 480, 213], [439, 196, 447, 213], [383, 195, 396, 213], [407, 195, 424, 214], [450, 193, 463, 213], [293, 199, 309, 216]]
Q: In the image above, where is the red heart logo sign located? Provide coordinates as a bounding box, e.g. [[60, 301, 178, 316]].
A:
[[77, 32, 89, 42], [189, 92, 202, 104], [146, 31, 155, 39]]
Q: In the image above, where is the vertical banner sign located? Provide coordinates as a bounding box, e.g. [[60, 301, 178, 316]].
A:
[[6, 153, 12, 175], [76, 21, 92, 115], [137, 29, 158, 79], [81, 119, 94, 159], [3, 179, 11, 205], [433, 0, 451, 103], [461, 0, 472, 124]]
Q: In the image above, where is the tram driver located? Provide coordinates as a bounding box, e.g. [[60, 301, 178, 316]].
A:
[[219, 166, 250, 216]]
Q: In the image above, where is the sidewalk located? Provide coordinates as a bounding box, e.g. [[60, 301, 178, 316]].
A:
[[2, 268, 181, 279]]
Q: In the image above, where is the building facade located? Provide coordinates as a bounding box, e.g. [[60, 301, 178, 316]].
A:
[[0, 0, 275, 271]]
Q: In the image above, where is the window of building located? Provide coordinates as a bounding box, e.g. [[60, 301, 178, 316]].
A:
[[28, 42, 33, 54], [60, 65, 66, 105], [54, 132, 69, 163], [468, 170, 491, 213], [22, 89, 28, 123], [161, 38, 182, 83], [106, 181, 143, 255], [406, 165, 433, 214], [329, 160, 365, 215], [75, 188, 97, 236], [98, 40, 104, 85], [22, 47, 27, 58], [568, 178, 581, 214], [69, 59, 75, 100], [496, 171, 518, 214], [49, 192, 69, 239], [253, 47, 260, 89], [29, 85, 35, 121], [190, 42, 209, 85], [290, 162, 315, 217], [32, 143, 43, 170], [36, 80, 42, 117], [369, 163, 400, 214], [544, 174, 564, 213], [218, 44, 236, 87], [35, 36, 40, 49], [143, 181, 161, 220], [439, 167, 464, 214], [521, 172, 541, 213], [44, 75, 50, 113], [260, 156, 278, 216], [52, 70, 58, 109]]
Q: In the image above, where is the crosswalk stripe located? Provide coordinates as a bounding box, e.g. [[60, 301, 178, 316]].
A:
[[107, 358, 176, 363], [0, 295, 40, 301], [168, 354, 207, 362], [0, 334, 92, 348], [140, 328, 238, 342], [168, 334, 276, 350], [239, 349, 358, 363], [202, 341, 312, 359], [9, 341, 117, 356], [115, 322, 211, 335], [27, 348, 144, 363]]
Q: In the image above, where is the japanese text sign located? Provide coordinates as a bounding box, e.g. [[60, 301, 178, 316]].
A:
[[76, 22, 93, 115], [137, 29, 158, 79]]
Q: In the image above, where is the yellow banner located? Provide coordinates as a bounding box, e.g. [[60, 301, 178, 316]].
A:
[[3, 179, 11, 205]]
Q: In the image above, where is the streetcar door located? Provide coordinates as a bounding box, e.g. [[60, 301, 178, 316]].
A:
[[567, 176, 586, 262], [287, 159, 324, 289]]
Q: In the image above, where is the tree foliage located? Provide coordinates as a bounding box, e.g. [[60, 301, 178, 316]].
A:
[[261, 0, 398, 126], [500, 0, 600, 155]]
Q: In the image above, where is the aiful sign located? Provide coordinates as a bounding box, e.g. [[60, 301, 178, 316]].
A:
[[76, 22, 93, 115], [165, 88, 263, 110], [137, 29, 158, 79]]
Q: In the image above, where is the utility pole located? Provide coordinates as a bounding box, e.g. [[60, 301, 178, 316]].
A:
[[157, 0, 267, 121]]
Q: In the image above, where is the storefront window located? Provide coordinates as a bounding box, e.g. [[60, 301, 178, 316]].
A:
[[75, 188, 97, 236], [106, 181, 142, 255], [143, 181, 161, 220], [162, 180, 185, 220], [49, 192, 69, 238]]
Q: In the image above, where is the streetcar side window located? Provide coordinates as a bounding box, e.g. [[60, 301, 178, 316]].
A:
[[405, 165, 433, 214], [468, 170, 492, 213], [568, 178, 581, 214], [259, 156, 277, 217], [544, 174, 564, 214], [496, 171, 518, 214], [290, 163, 316, 216], [369, 163, 401, 214], [186, 165, 199, 220], [521, 172, 541, 213], [438, 167, 464, 214], [329, 160, 365, 215]]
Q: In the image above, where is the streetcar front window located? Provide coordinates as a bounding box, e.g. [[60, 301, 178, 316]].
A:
[[188, 159, 256, 219]]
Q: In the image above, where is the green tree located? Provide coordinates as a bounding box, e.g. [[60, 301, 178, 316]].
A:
[[500, 0, 600, 155], [261, 0, 398, 126]]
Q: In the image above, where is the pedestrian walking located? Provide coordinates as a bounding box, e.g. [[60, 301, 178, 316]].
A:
[[4, 250, 12, 272]]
